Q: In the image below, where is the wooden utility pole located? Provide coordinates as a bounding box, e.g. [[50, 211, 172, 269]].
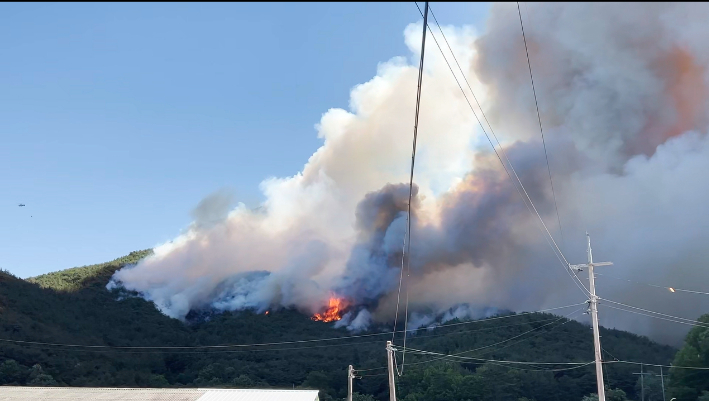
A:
[[570, 233, 613, 401], [347, 365, 354, 401], [387, 341, 397, 401], [633, 364, 653, 401], [656, 366, 666, 401]]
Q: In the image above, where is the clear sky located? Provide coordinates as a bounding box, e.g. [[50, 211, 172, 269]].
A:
[[0, 2, 490, 278]]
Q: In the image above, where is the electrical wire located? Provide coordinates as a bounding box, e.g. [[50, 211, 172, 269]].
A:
[[392, 0, 429, 376], [399, 346, 594, 367], [409, 0, 707, 382], [356, 373, 389, 378], [601, 346, 620, 362], [403, 352, 596, 372], [599, 304, 708, 328], [445, 308, 582, 358], [408, 316, 561, 341], [0, 303, 588, 352], [402, 302, 585, 331], [395, 308, 582, 367], [354, 366, 389, 372], [594, 273, 709, 295], [604, 360, 709, 370], [473, 311, 581, 358], [418, 2, 591, 299], [307, 315, 560, 361], [0, 339, 388, 355], [599, 298, 708, 325], [401, 346, 596, 373], [516, 1, 566, 257]]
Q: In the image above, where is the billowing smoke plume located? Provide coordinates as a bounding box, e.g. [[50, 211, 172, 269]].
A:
[[109, 3, 708, 344]]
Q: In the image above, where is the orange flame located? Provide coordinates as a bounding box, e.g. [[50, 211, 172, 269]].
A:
[[312, 296, 347, 322], [265, 311, 269, 315]]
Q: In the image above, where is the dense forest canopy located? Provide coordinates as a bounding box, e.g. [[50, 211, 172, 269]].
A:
[[0, 252, 704, 400]]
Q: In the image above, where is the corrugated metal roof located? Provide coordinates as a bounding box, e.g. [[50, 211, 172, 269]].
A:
[[197, 389, 319, 401], [0, 387, 206, 401], [0, 387, 319, 401]]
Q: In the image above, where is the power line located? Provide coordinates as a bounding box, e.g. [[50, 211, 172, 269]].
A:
[[420, 2, 590, 300], [402, 302, 586, 330], [516, 1, 566, 256], [408, 353, 596, 373], [396, 308, 582, 367], [489, 360, 596, 372], [599, 298, 708, 325], [0, 339, 388, 355], [474, 311, 581, 358], [0, 303, 587, 352], [594, 273, 709, 295], [398, 346, 595, 370], [604, 360, 709, 371], [601, 346, 620, 362], [393, 0, 429, 375], [400, 346, 597, 373], [395, 345, 595, 373], [599, 304, 708, 328], [336, 315, 563, 362], [408, 316, 561, 341], [417, 2, 590, 299], [404, 348, 593, 365], [446, 308, 582, 358], [407, 5, 705, 393], [354, 366, 389, 372], [356, 373, 389, 378]]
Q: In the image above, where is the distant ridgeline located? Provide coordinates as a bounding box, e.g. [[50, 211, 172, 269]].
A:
[[26, 250, 153, 292], [0, 251, 706, 401]]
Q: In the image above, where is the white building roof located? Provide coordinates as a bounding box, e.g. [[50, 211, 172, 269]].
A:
[[0, 387, 320, 401]]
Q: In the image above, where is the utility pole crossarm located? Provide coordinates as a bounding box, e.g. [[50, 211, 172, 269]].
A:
[[569, 263, 586, 272], [569, 262, 613, 272]]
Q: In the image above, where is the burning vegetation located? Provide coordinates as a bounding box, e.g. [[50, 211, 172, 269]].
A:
[[312, 296, 348, 322]]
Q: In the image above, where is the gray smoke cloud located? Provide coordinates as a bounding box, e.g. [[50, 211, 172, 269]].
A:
[[190, 189, 237, 230], [108, 3, 707, 345]]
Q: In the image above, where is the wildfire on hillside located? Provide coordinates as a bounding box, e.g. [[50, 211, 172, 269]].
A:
[[312, 296, 348, 322]]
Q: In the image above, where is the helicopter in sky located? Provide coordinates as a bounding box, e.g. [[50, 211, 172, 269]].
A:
[[18, 204, 25, 207]]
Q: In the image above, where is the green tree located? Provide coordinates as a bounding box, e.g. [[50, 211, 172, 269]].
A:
[[232, 374, 255, 388], [148, 374, 169, 388], [27, 364, 58, 386], [582, 388, 629, 401], [0, 359, 26, 384], [348, 393, 376, 401], [635, 374, 664, 401], [302, 371, 335, 394], [669, 314, 709, 401]]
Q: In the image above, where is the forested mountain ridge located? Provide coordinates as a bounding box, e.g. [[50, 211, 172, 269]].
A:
[[0, 252, 705, 401], [26, 250, 153, 292]]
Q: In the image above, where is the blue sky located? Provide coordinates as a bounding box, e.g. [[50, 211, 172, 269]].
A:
[[0, 2, 490, 278]]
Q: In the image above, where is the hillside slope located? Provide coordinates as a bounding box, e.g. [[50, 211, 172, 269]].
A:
[[0, 252, 680, 400], [26, 250, 153, 292]]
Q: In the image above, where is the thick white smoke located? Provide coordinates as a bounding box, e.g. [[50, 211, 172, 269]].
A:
[[109, 3, 708, 344]]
